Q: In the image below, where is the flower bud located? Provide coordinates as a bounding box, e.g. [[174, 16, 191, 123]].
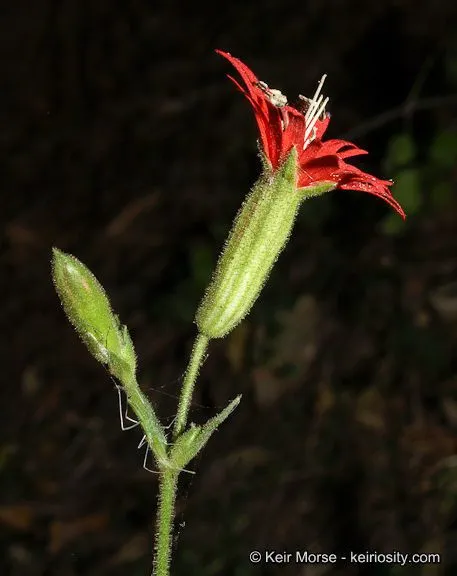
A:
[[196, 148, 323, 339], [52, 248, 136, 382]]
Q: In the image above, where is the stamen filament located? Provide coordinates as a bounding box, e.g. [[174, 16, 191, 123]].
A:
[[315, 96, 329, 122], [303, 75, 329, 148], [304, 74, 327, 123]]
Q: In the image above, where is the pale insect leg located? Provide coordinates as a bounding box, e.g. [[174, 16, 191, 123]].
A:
[[114, 380, 139, 430], [163, 415, 177, 431], [109, 361, 196, 475], [138, 435, 161, 474], [141, 444, 196, 476], [140, 439, 195, 476], [142, 444, 159, 474], [137, 418, 174, 449], [101, 320, 139, 431]]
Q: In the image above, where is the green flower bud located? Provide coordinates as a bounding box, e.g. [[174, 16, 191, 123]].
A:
[[52, 248, 136, 382], [196, 148, 332, 339]]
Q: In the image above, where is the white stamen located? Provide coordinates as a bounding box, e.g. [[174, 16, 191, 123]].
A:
[[304, 74, 327, 123], [314, 96, 329, 123], [302, 75, 329, 149], [304, 96, 329, 143]]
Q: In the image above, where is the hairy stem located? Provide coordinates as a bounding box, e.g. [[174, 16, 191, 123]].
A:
[[152, 468, 179, 576], [153, 333, 210, 575], [173, 333, 209, 439], [123, 375, 168, 466]]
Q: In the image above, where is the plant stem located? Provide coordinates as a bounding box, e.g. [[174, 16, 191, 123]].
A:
[[152, 468, 179, 576], [123, 375, 169, 466], [153, 332, 209, 575], [173, 333, 209, 439]]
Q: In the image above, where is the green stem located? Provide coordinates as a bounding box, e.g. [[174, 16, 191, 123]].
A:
[[151, 333, 209, 575], [153, 468, 179, 576], [173, 333, 209, 439], [123, 375, 169, 466]]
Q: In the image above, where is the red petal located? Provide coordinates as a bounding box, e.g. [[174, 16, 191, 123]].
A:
[[216, 50, 405, 218], [339, 179, 406, 219], [314, 115, 330, 140], [217, 50, 284, 167], [319, 139, 368, 159]]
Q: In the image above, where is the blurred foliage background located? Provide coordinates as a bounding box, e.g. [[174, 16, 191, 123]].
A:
[[1, 1, 457, 575]]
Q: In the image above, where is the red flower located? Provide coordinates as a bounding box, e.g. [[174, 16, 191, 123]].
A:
[[217, 50, 405, 219]]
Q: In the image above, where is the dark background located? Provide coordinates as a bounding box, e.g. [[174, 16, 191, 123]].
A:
[[2, 1, 457, 575]]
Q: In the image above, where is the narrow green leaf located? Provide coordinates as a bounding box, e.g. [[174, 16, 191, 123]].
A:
[[170, 395, 241, 470]]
